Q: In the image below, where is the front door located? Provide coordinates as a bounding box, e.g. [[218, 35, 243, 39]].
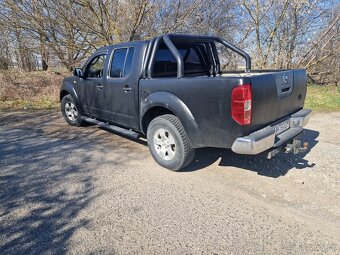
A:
[[81, 53, 107, 118], [103, 47, 138, 129]]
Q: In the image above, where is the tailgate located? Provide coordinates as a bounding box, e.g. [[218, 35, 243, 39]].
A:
[[249, 69, 307, 130]]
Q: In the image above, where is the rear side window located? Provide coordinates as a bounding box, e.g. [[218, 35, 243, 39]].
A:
[[110, 47, 135, 78], [124, 48, 135, 76]]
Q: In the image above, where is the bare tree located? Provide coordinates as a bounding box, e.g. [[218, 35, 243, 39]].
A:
[[0, 0, 49, 70], [0, 0, 337, 85], [0, 23, 12, 70], [300, 8, 340, 85], [241, 0, 290, 68]]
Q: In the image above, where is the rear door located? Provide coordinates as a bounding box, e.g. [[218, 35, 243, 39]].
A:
[[102, 47, 138, 128]]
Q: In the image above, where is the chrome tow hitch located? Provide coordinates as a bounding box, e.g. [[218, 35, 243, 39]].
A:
[[267, 138, 309, 159], [285, 139, 309, 154]]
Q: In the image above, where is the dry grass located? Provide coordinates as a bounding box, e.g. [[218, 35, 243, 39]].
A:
[[0, 70, 69, 109]]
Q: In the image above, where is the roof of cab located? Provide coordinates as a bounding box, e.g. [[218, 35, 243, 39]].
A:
[[96, 40, 150, 53]]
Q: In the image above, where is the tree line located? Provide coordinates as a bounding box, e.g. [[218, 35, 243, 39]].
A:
[[0, 0, 338, 84]]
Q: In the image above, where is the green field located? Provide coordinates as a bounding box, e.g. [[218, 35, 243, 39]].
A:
[[304, 85, 340, 112]]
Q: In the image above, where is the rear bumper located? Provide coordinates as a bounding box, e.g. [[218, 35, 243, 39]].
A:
[[231, 109, 312, 155]]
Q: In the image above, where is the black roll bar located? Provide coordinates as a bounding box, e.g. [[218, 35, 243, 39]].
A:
[[217, 37, 251, 72], [142, 37, 155, 78], [146, 34, 252, 79], [163, 35, 184, 78], [147, 36, 161, 79]]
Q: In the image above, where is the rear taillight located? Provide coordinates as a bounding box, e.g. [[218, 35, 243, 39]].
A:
[[231, 84, 252, 125]]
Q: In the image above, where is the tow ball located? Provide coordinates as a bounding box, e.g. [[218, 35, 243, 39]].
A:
[[285, 139, 309, 154], [267, 139, 309, 159]]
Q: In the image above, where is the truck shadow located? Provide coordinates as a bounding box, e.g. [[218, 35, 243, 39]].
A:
[[0, 114, 151, 255], [182, 129, 319, 178], [0, 130, 101, 255]]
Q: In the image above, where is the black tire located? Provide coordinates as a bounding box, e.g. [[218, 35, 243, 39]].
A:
[[61, 94, 84, 126], [147, 114, 195, 171]]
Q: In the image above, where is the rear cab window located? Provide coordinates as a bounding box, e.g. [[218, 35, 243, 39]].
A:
[[153, 42, 211, 77]]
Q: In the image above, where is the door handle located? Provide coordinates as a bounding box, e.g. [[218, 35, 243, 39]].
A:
[[123, 85, 132, 92], [96, 84, 104, 90]]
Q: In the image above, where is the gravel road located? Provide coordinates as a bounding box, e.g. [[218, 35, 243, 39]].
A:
[[0, 110, 339, 254]]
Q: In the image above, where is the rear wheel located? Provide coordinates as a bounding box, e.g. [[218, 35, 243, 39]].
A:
[[147, 114, 195, 171], [61, 94, 84, 126]]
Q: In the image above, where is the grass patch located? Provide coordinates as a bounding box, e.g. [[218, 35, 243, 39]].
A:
[[305, 85, 340, 112], [0, 70, 65, 110], [0, 97, 59, 110]]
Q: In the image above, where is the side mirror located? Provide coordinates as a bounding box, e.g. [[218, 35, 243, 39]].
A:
[[73, 68, 83, 77]]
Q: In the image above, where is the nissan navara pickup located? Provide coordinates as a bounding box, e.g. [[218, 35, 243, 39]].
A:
[[60, 34, 311, 170]]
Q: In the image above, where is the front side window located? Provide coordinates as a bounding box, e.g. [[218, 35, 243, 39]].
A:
[[110, 47, 135, 78], [86, 54, 107, 78]]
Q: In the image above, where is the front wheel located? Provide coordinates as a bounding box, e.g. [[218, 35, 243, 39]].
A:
[[147, 114, 195, 171], [61, 94, 84, 126]]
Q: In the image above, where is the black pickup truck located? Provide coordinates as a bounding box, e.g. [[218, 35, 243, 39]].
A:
[[60, 34, 311, 170]]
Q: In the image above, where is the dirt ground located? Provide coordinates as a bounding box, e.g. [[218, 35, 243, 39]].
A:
[[0, 110, 339, 254]]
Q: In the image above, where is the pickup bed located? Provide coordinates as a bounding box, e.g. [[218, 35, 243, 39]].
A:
[[60, 34, 311, 170]]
